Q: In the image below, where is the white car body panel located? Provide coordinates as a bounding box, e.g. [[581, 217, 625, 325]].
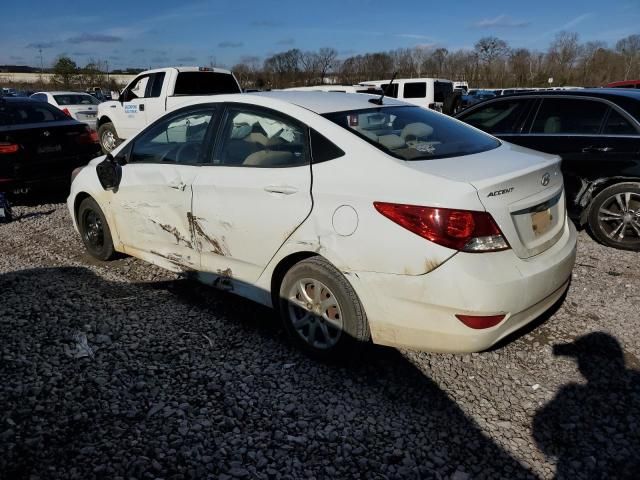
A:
[[69, 91, 577, 353]]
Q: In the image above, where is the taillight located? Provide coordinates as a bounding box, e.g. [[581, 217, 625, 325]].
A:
[[0, 143, 19, 154], [374, 202, 510, 252], [62, 108, 72, 117], [76, 126, 99, 144], [456, 314, 505, 329]]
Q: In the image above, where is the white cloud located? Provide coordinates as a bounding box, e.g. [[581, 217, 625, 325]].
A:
[[473, 15, 530, 28]]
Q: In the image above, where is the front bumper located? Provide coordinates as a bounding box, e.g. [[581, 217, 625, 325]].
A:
[[346, 219, 577, 353]]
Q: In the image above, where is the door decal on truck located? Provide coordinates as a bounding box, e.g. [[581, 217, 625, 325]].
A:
[[124, 104, 138, 114]]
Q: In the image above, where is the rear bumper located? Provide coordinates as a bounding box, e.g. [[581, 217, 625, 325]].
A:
[[346, 219, 577, 353]]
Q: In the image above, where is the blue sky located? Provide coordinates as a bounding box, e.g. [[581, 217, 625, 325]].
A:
[[1, 0, 638, 70]]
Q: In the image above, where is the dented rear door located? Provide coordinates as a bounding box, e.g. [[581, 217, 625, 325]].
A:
[[191, 104, 313, 283]]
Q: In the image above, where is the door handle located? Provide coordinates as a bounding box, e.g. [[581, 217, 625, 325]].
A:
[[110, 105, 116, 108], [139, 104, 145, 111], [264, 185, 298, 195], [582, 146, 614, 153]]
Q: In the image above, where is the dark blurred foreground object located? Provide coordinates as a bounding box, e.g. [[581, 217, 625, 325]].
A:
[[0, 192, 12, 222]]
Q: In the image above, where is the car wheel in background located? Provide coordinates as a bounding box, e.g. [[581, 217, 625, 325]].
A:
[[98, 122, 121, 154], [78, 197, 115, 260], [588, 182, 640, 251], [279, 257, 370, 361]]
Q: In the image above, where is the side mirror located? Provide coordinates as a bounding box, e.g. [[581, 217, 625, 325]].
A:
[[96, 153, 122, 191]]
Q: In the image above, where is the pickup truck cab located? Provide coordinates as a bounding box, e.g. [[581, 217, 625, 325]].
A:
[[97, 66, 241, 153]]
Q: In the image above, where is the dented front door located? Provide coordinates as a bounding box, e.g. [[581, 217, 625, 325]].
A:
[[110, 163, 199, 270], [106, 106, 218, 270]]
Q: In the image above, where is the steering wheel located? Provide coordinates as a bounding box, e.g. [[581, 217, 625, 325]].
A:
[[157, 143, 202, 164]]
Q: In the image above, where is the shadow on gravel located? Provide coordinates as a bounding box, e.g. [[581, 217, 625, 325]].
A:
[[1, 266, 538, 479], [533, 332, 640, 479]]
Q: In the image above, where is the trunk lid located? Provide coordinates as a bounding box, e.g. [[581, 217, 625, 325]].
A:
[[407, 141, 566, 258], [65, 105, 98, 124]]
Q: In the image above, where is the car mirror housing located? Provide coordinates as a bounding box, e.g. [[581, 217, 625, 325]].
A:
[[96, 154, 122, 191]]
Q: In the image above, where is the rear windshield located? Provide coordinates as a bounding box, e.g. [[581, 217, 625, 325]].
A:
[[324, 106, 500, 161], [174, 72, 241, 95], [0, 102, 68, 126], [54, 94, 100, 105]]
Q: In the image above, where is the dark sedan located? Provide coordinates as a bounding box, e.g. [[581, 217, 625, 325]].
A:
[[456, 89, 640, 251], [0, 97, 101, 193]]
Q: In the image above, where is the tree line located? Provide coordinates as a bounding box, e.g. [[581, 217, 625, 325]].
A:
[[235, 32, 640, 89]]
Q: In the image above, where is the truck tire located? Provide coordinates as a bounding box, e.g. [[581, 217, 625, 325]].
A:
[[98, 122, 121, 154]]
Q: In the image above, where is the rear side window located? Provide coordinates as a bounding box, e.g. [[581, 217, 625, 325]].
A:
[[603, 110, 638, 135], [0, 102, 68, 125], [324, 106, 500, 161], [434, 81, 453, 103], [531, 98, 607, 134], [403, 82, 426, 99], [174, 72, 241, 95], [310, 129, 344, 163], [460, 99, 532, 134], [381, 84, 398, 98]]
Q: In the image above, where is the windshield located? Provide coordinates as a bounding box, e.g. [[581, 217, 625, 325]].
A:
[[54, 94, 100, 105], [323, 106, 500, 161]]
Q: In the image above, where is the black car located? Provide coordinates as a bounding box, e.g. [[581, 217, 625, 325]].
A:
[[456, 89, 640, 251], [0, 97, 101, 192]]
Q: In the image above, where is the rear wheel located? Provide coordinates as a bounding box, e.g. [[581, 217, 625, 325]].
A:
[[98, 122, 121, 154], [78, 197, 115, 260], [279, 257, 370, 361], [587, 182, 640, 251]]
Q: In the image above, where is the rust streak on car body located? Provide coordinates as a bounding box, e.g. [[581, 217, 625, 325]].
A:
[[187, 212, 230, 256], [150, 219, 192, 248]]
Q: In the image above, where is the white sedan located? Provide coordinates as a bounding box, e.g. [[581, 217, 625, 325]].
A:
[[67, 91, 577, 359], [30, 91, 99, 129]]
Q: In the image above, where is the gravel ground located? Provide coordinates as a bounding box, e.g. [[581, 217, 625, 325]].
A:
[[1, 199, 639, 480]]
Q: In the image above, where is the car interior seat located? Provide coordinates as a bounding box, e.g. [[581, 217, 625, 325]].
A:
[[543, 116, 562, 133]]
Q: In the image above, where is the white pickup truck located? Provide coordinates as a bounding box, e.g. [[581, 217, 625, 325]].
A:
[[97, 66, 242, 153]]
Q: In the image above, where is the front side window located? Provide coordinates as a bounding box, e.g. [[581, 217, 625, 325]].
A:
[[460, 99, 532, 134], [148, 72, 166, 98], [130, 109, 215, 164], [531, 98, 608, 134], [403, 82, 426, 99], [125, 75, 150, 101], [324, 106, 500, 161], [213, 108, 308, 167]]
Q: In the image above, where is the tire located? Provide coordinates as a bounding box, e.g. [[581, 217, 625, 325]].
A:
[[279, 256, 370, 361], [98, 122, 121, 154], [78, 197, 115, 260], [587, 182, 640, 251]]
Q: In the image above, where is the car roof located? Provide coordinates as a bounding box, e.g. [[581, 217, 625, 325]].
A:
[[0, 97, 39, 103], [43, 91, 94, 95], [496, 88, 640, 101], [250, 90, 408, 114]]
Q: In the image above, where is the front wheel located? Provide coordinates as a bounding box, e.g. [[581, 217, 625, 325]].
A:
[[587, 182, 640, 251], [279, 257, 370, 361], [78, 197, 115, 260], [98, 122, 121, 154]]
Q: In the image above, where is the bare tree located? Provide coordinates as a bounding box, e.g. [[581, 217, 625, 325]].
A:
[[616, 34, 640, 80], [316, 48, 338, 84], [547, 31, 580, 84]]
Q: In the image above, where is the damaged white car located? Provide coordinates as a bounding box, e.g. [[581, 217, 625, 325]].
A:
[[68, 91, 577, 359]]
